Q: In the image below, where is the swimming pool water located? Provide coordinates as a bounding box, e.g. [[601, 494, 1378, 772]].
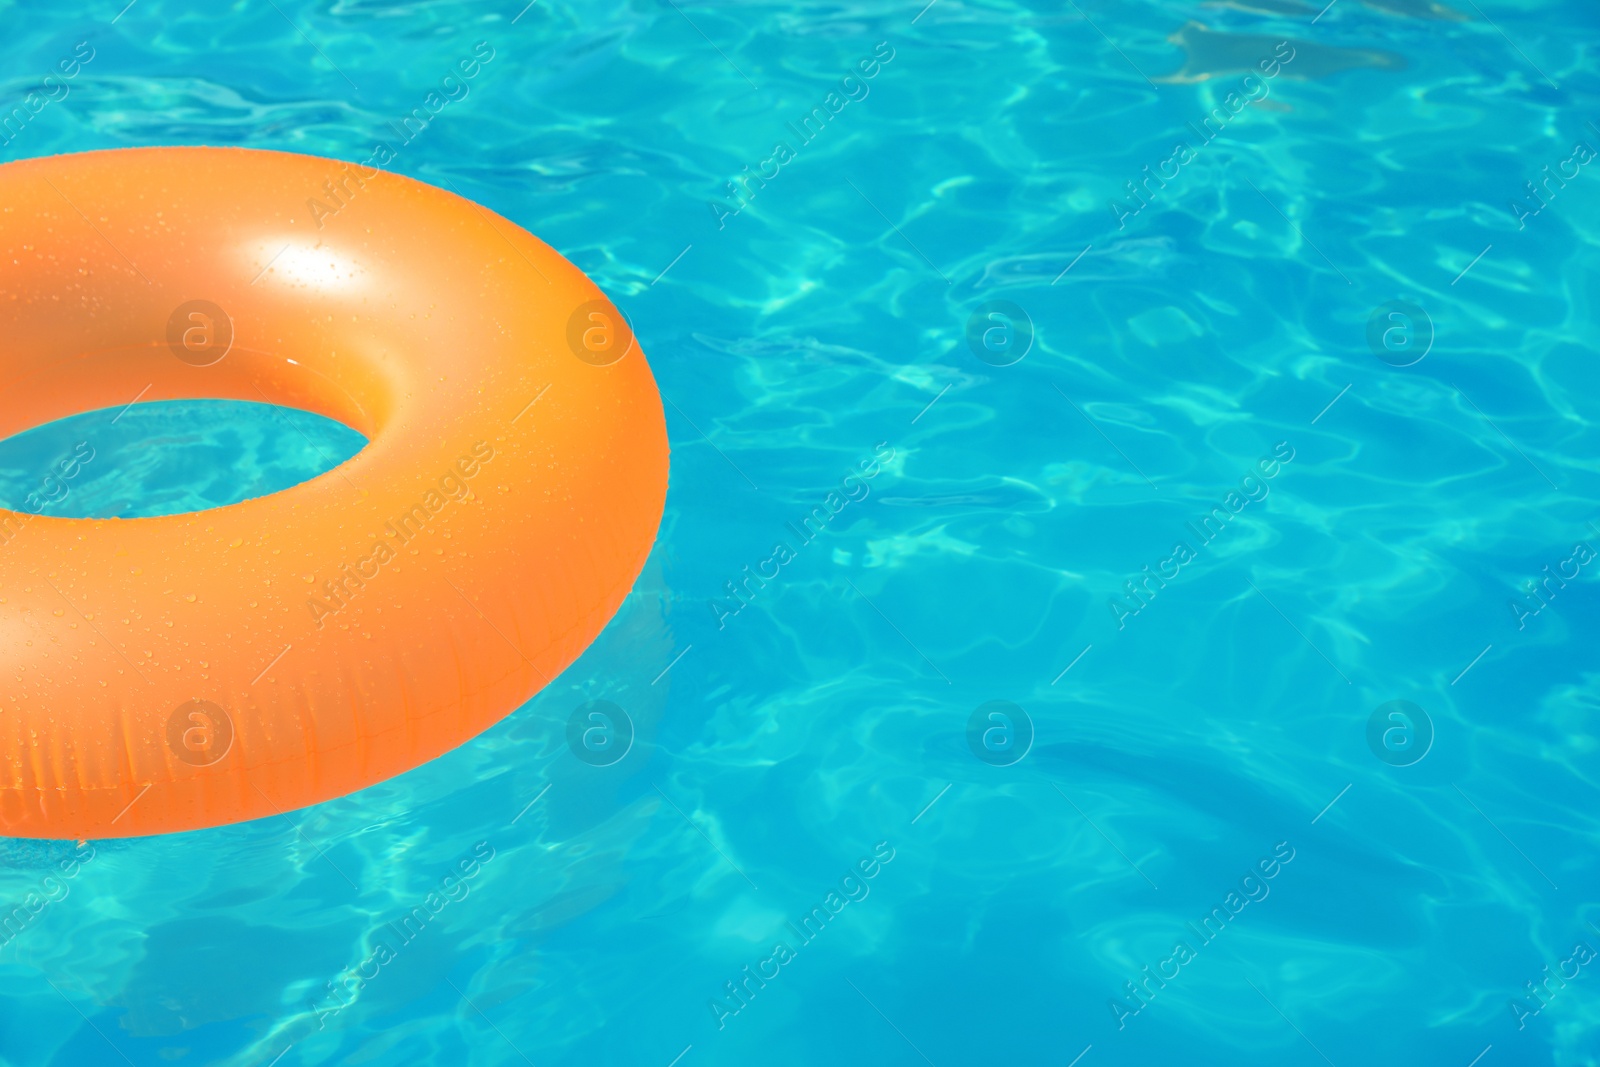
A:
[[2, 0, 1598, 1064]]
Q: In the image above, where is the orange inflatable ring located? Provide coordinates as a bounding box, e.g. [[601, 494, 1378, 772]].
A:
[[0, 146, 668, 839]]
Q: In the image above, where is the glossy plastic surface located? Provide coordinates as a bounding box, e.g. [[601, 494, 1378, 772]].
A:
[[0, 146, 668, 839]]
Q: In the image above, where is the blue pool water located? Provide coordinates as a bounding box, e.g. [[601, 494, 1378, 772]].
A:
[[2, 1, 1599, 1065]]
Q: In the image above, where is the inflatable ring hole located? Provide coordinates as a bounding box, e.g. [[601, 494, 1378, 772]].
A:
[[0, 399, 366, 520]]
